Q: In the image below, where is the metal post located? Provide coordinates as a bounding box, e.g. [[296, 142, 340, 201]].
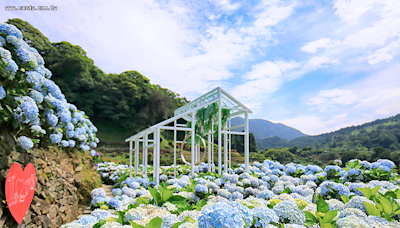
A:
[[135, 139, 139, 175], [129, 140, 133, 178], [212, 119, 214, 167], [218, 89, 222, 175], [229, 118, 232, 170], [155, 128, 160, 185], [245, 111, 249, 173], [208, 133, 211, 172], [144, 134, 148, 176], [224, 131, 227, 173], [191, 111, 196, 176], [153, 132, 157, 182], [197, 144, 200, 163], [174, 120, 177, 178]]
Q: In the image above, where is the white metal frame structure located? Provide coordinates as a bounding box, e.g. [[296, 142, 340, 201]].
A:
[[125, 87, 252, 185]]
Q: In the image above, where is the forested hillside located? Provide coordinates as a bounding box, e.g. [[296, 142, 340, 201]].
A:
[[257, 114, 400, 151], [6, 19, 188, 143], [231, 118, 306, 140]]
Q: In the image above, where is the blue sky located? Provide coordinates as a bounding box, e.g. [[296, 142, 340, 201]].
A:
[[2, 0, 400, 135]]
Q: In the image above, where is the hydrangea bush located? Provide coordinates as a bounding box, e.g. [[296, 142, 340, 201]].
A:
[[60, 158, 400, 228], [0, 22, 99, 154]]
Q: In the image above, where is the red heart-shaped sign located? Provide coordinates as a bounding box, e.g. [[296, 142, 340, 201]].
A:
[[5, 163, 36, 225]]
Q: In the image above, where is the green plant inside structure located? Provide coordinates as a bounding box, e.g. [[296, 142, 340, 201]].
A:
[[186, 102, 230, 144], [351, 186, 400, 222]]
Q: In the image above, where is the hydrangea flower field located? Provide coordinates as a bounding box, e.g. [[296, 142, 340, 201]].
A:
[[61, 159, 400, 228]]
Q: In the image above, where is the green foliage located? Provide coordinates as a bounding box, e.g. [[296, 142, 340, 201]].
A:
[[304, 195, 338, 227], [129, 217, 163, 228], [357, 186, 400, 221], [148, 182, 188, 207], [171, 216, 195, 228], [92, 220, 107, 228], [231, 132, 258, 153]]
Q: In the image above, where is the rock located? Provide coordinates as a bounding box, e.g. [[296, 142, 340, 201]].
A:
[[43, 167, 51, 174], [40, 215, 51, 227], [59, 206, 66, 212], [36, 158, 46, 165], [24, 209, 32, 224], [75, 166, 83, 172], [31, 204, 41, 215], [75, 173, 84, 185], [48, 205, 58, 220]]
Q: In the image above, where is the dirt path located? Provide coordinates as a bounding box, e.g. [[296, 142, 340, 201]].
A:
[[102, 184, 114, 197], [74, 184, 114, 221]]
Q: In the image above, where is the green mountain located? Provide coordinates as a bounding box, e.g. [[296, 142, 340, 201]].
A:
[[231, 118, 307, 140], [256, 114, 400, 151]]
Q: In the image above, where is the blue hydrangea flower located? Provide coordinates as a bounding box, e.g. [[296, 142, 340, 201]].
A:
[[198, 201, 246, 228], [59, 111, 71, 124], [31, 125, 42, 133], [29, 90, 43, 103], [50, 132, 62, 144], [15, 47, 34, 63], [6, 35, 23, 48], [0, 36, 5, 46], [231, 191, 244, 200], [347, 168, 361, 176], [61, 140, 69, 147], [66, 123, 74, 131], [90, 150, 96, 157], [76, 215, 98, 226], [253, 206, 279, 227], [46, 113, 58, 126], [68, 140, 76, 148], [257, 190, 275, 200], [0, 86, 6, 99], [0, 23, 23, 39], [20, 97, 39, 123], [4, 59, 19, 76], [90, 142, 97, 148], [195, 184, 208, 194], [108, 198, 120, 208], [44, 79, 63, 100], [344, 196, 375, 214], [285, 165, 297, 175], [18, 136, 34, 150], [273, 200, 306, 225], [128, 182, 140, 189], [66, 130, 75, 138]]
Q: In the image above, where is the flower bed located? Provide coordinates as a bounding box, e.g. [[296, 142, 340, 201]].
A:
[[61, 159, 400, 228]]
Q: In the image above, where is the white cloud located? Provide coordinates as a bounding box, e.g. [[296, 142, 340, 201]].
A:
[[306, 56, 330, 67], [333, 0, 376, 25], [213, 0, 241, 12], [368, 36, 400, 64], [291, 63, 400, 134], [301, 38, 338, 53], [277, 113, 354, 135], [253, 2, 296, 28], [308, 89, 358, 111], [231, 60, 301, 112]]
